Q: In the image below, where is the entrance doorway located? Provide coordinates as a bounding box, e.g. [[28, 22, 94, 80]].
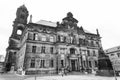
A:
[[71, 60, 76, 71]]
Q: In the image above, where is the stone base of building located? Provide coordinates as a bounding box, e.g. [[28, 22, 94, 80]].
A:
[[25, 70, 57, 75], [96, 70, 114, 76]]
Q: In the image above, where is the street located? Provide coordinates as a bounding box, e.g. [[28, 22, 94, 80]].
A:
[[0, 73, 120, 80]]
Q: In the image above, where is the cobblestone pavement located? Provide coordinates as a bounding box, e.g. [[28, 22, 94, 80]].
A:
[[0, 73, 120, 80], [24, 75, 120, 80], [0, 73, 24, 80]]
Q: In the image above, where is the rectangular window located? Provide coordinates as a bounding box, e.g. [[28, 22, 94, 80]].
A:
[[95, 61, 97, 67], [27, 33, 32, 40], [32, 46, 36, 53], [93, 50, 96, 56], [89, 61, 92, 68], [96, 42, 99, 47], [87, 50, 90, 56], [41, 46, 46, 53], [33, 33, 38, 40], [117, 53, 120, 57], [91, 41, 94, 46], [40, 60, 45, 68], [79, 38, 82, 45], [50, 59, 54, 68], [50, 36, 54, 42], [41, 36, 46, 41], [83, 61, 86, 67], [58, 35, 60, 42], [111, 54, 114, 56], [30, 57, 35, 68], [60, 36, 64, 42], [50, 47, 53, 54], [61, 60, 64, 67]]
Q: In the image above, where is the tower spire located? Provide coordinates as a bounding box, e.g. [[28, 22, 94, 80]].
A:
[[29, 15, 32, 23], [96, 29, 100, 36]]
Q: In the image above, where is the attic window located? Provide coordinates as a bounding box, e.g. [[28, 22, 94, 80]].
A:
[[17, 29, 22, 35]]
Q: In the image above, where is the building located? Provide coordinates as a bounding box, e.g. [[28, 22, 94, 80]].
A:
[[4, 5, 102, 75], [104, 45, 120, 74], [0, 55, 4, 62], [0, 55, 4, 73]]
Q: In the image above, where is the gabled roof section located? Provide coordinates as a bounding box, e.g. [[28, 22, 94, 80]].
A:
[[36, 20, 57, 27]]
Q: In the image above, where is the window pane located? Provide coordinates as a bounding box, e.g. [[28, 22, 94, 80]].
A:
[[89, 61, 91, 68], [93, 51, 96, 56], [61, 60, 64, 67], [95, 61, 97, 67], [30, 58, 35, 68], [50, 36, 54, 42], [40, 60, 45, 68], [87, 50, 90, 56], [41, 46, 45, 53], [50, 47, 53, 54], [117, 53, 120, 57], [32, 46, 36, 53], [42, 36, 46, 41]]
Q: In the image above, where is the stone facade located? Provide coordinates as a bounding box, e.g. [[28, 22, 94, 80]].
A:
[[104, 46, 120, 73], [5, 5, 102, 75]]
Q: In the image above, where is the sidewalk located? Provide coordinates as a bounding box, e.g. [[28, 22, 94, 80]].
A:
[[24, 74, 120, 80]]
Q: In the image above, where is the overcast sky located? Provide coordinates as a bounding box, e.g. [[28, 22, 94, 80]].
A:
[[0, 0, 120, 56]]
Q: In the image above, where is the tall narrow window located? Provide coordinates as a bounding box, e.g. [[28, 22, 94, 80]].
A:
[[50, 36, 54, 42], [117, 53, 120, 57], [87, 50, 90, 56], [32, 46, 36, 53], [91, 41, 94, 46], [60, 36, 64, 42], [50, 59, 54, 68], [83, 61, 86, 68], [50, 47, 53, 54], [61, 60, 64, 67], [79, 38, 82, 45], [30, 57, 35, 68], [95, 61, 97, 67], [89, 61, 92, 68], [40, 60, 45, 68], [41, 46, 46, 53], [96, 42, 99, 47], [58, 35, 60, 42], [93, 50, 96, 56], [33, 33, 38, 40]]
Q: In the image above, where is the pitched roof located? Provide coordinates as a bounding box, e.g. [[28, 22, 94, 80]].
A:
[[36, 20, 57, 27]]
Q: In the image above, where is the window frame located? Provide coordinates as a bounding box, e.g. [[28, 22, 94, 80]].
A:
[[30, 57, 35, 68]]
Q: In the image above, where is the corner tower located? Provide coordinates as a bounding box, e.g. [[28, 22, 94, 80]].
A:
[[4, 5, 29, 72]]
